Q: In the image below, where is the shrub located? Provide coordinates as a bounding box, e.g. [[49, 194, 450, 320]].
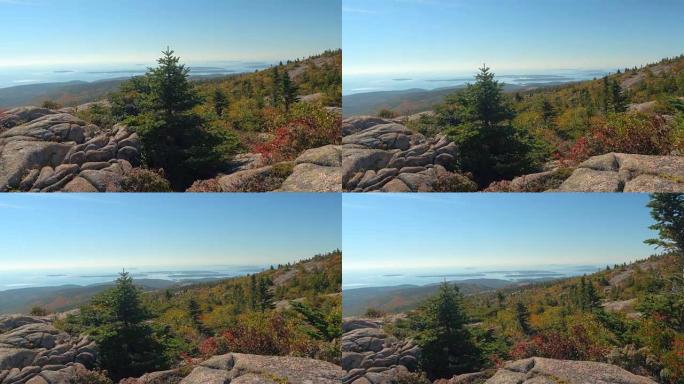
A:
[[364, 308, 386, 318], [201, 311, 332, 361], [564, 112, 682, 162], [227, 162, 294, 192], [661, 336, 684, 384], [511, 325, 609, 361], [30, 306, 49, 316], [76, 104, 116, 130], [185, 178, 222, 192], [432, 169, 478, 192], [377, 108, 397, 118], [253, 104, 340, 162], [42, 100, 63, 110], [395, 371, 431, 384], [69, 366, 113, 384], [121, 168, 172, 192]]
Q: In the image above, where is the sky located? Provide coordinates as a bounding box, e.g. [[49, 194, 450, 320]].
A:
[[343, 0, 684, 75], [0, 0, 340, 67], [0, 194, 341, 270], [343, 193, 658, 271]]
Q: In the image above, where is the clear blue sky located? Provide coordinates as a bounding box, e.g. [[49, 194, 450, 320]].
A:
[[0, 0, 340, 67], [0, 194, 341, 270], [343, 194, 657, 270], [344, 0, 684, 75]]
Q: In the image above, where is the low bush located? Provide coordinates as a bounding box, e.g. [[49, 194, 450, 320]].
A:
[[377, 109, 397, 118], [253, 104, 340, 162], [121, 168, 173, 192]]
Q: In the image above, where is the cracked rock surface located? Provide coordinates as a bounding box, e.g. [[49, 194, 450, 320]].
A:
[[341, 116, 475, 192], [341, 318, 420, 384], [123, 353, 344, 384], [441, 357, 658, 384], [0, 106, 141, 192], [0, 315, 97, 384]]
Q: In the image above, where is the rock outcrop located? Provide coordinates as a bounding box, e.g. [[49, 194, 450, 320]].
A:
[[341, 116, 476, 192], [493, 153, 684, 192], [341, 318, 421, 384], [441, 357, 658, 384], [0, 315, 97, 384], [0, 106, 141, 192], [124, 353, 344, 384], [188, 144, 342, 192]]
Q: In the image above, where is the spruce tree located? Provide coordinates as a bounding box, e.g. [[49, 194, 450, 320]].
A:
[[270, 66, 281, 107], [124, 48, 232, 190], [610, 80, 628, 112], [515, 302, 532, 334], [281, 71, 299, 112], [81, 272, 169, 381], [410, 282, 481, 379], [442, 65, 544, 186], [213, 88, 228, 117], [257, 277, 274, 312], [645, 193, 684, 279]]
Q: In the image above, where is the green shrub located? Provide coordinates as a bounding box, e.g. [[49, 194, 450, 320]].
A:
[[121, 168, 172, 192], [377, 109, 397, 118]]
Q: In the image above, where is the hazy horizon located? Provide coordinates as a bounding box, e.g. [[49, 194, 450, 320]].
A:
[[0, 194, 341, 270], [343, 194, 657, 272], [0, 0, 340, 67], [343, 0, 684, 75]]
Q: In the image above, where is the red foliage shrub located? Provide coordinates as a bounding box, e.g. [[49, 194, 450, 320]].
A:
[[510, 325, 609, 361], [559, 113, 676, 163], [662, 336, 684, 383], [252, 104, 342, 162], [198, 312, 317, 358]]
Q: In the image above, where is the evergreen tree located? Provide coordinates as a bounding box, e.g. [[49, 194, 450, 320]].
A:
[[602, 76, 611, 114], [213, 88, 228, 117], [120, 48, 235, 190], [249, 274, 258, 311], [281, 71, 299, 112], [270, 66, 281, 107], [540, 100, 556, 124], [442, 65, 545, 186], [645, 194, 684, 279], [515, 302, 532, 335], [610, 80, 628, 112], [188, 298, 205, 333], [290, 301, 342, 341], [80, 272, 170, 381], [257, 277, 274, 312], [409, 282, 482, 379]]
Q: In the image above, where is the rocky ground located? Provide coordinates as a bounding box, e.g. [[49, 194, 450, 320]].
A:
[[344, 115, 684, 193], [342, 317, 660, 384], [0, 106, 141, 192], [188, 144, 342, 192], [438, 357, 658, 384], [0, 105, 343, 192], [341, 318, 421, 384], [490, 153, 684, 192], [0, 315, 97, 384], [342, 116, 475, 192], [123, 353, 344, 384]]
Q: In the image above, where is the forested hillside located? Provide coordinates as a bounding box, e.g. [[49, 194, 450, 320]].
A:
[[368, 194, 684, 383], [55, 250, 341, 382], [350, 55, 684, 191]]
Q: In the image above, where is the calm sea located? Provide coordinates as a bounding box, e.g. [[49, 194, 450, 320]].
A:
[[0, 265, 265, 291], [342, 264, 605, 290], [343, 69, 611, 96], [0, 60, 275, 89]]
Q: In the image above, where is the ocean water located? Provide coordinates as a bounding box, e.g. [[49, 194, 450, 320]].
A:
[[0, 265, 265, 291], [342, 264, 605, 290], [0, 60, 275, 89], [343, 69, 610, 95]]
